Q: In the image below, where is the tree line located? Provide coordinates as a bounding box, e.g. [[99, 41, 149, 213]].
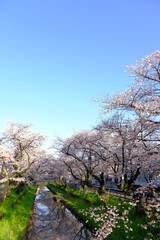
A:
[[55, 50, 160, 197]]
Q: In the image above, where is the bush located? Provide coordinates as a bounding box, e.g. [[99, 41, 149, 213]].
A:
[[84, 192, 102, 205]]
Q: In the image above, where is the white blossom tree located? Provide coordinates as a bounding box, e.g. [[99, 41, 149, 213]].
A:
[[96, 115, 151, 193], [56, 130, 107, 194], [102, 50, 160, 118], [100, 50, 160, 202], [0, 121, 46, 183]]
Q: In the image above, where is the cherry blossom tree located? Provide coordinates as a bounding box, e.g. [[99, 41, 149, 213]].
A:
[[102, 50, 160, 118], [101, 50, 160, 145], [57, 130, 106, 194], [100, 50, 160, 205], [25, 151, 54, 182], [96, 115, 149, 193], [0, 121, 46, 183]]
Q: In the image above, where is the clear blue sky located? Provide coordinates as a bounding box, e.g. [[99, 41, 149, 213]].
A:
[[0, 0, 160, 145]]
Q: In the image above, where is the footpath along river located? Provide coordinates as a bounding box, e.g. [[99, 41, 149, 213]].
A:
[[26, 187, 95, 240]]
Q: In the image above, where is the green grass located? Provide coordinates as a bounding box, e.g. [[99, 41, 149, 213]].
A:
[[48, 183, 105, 229], [0, 184, 37, 240], [48, 183, 160, 240], [106, 196, 160, 240]]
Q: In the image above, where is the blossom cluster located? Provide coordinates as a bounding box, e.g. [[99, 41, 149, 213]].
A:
[[79, 199, 160, 239]]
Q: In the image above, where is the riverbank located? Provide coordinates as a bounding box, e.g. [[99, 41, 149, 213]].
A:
[[0, 184, 37, 240], [48, 182, 160, 240], [48, 182, 104, 232]]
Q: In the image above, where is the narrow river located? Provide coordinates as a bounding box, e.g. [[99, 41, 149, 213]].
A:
[[27, 187, 95, 240]]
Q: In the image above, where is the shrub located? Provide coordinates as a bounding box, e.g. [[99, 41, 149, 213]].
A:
[[84, 192, 102, 205]]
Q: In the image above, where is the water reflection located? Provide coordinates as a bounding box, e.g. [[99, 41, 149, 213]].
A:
[[27, 187, 95, 240]]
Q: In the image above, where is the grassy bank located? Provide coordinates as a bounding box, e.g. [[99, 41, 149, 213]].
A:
[[0, 184, 37, 240], [48, 182, 105, 230], [48, 182, 160, 240]]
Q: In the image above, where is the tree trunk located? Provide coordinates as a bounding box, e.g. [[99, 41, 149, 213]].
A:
[[83, 183, 88, 195], [4, 181, 10, 199], [93, 172, 106, 195]]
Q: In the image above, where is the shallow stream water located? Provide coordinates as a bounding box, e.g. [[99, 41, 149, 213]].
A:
[[27, 187, 94, 240]]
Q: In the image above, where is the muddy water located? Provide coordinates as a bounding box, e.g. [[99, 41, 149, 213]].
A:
[[27, 187, 94, 240]]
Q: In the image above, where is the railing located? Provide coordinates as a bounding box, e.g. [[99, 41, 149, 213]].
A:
[[106, 188, 160, 204]]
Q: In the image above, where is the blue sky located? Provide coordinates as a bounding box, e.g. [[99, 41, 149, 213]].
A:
[[0, 0, 160, 145]]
